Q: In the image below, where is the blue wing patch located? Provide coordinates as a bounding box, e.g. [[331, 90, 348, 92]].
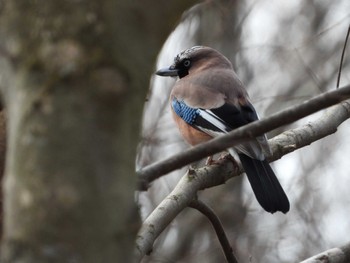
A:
[[172, 99, 200, 125], [171, 98, 267, 160]]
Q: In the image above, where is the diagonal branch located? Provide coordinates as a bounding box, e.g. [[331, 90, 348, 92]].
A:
[[269, 101, 350, 160], [134, 162, 238, 262], [135, 100, 350, 261], [137, 84, 350, 190], [300, 242, 350, 263], [189, 199, 239, 263]]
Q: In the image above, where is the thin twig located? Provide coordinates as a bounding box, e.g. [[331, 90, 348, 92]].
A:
[[189, 199, 239, 263], [336, 24, 350, 88], [137, 84, 350, 190]]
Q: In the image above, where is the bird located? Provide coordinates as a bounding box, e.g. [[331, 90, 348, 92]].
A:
[[155, 46, 290, 214]]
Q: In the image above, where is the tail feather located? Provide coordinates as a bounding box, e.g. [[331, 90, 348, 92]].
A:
[[238, 154, 290, 214]]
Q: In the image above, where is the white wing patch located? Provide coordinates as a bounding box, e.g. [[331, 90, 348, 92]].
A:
[[196, 108, 266, 160], [198, 110, 230, 132]]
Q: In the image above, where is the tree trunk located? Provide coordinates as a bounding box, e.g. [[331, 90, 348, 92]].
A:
[[0, 0, 195, 262]]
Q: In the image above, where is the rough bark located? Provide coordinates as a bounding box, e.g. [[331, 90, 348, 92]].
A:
[[300, 242, 350, 263], [0, 0, 195, 262]]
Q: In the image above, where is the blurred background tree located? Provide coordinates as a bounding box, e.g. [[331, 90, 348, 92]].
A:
[[0, 0, 196, 262], [137, 0, 350, 262]]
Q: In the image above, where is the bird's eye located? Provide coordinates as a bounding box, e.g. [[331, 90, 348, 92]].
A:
[[183, 59, 191, 68]]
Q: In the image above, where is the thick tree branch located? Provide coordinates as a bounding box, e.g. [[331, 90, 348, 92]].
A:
[[189, 199, 239, 263], [135, 161, 238, 261], [135, 99, 350, 260], [137, 84, 350, 190], [300, 242, 350, 263], [269, 101, 350, 160]]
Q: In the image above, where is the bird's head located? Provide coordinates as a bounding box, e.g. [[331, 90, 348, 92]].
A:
[[155, 46, 232, 79]]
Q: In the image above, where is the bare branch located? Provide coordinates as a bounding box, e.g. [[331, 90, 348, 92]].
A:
[[189, 199, 239, 263], [135, 161, 238, 261], [135, 100, 350, 260], [137, 84, 350, 190], [269, 101, 350, 160], [300, 242, 350, 263]]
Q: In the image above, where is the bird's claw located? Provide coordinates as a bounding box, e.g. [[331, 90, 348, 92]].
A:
[[205, 153, 237, 166]]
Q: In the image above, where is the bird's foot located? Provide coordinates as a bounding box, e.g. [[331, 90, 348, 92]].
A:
[[205, 153, 236, 166], [218, 153, 240, 168], [205, 156, 221, 166], [218, 152, 233, 161], [205, 156, 214, 165]]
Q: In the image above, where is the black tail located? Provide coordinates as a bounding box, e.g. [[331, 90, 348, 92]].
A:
[[238, 154, 290, 214]]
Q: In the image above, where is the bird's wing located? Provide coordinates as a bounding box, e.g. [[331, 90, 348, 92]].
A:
[[171, 98, 270, 160]]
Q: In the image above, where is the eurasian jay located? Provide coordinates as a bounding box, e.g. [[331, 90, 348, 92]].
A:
[[155, 46, 289, 214]]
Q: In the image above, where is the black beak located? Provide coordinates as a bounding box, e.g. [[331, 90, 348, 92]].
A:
[[155, 66, 179, 77]]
